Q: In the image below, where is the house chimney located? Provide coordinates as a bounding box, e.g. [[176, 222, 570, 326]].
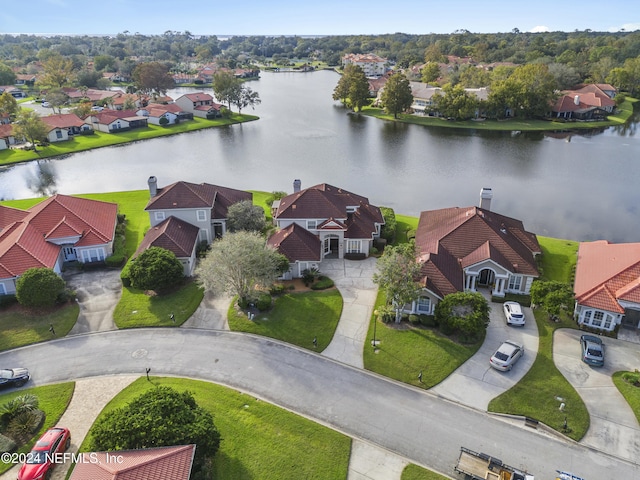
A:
[[148, 176, 158, 197], [574, 95, 580, 105], [293, 179, 301, 193], [479, 187, 492, 211]]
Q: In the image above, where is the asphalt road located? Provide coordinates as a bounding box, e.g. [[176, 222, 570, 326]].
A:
[[2, 328, 637, 479]]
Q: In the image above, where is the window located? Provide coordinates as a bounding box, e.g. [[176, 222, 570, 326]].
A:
[[604, 314, 614, 330], [154, 212, 165, 221], [417, 297, 431, 314], [196, 210, 207, 222], [347, 240, 360, 254], [307, 220, 318, 229], [346, 206, 357, 213], [592, 311, 604, 327], [582, 310, 592, 324], [199, 229, 208, 242], [508, 275, 522, 291], [0, 283, 6, 295], [55, 130, 63, 139]]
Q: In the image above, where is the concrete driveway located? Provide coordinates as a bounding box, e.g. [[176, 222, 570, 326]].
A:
[[432, 300, 539, 410], [553, 328, 640, 462], [63, 268, 121, 334]]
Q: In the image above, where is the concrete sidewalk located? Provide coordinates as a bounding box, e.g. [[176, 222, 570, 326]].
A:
[[320, 258, 379, 369]]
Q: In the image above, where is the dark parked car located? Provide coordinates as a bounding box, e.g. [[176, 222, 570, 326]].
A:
[[580, 334, 605, 367], [0, 368, 30, 388]]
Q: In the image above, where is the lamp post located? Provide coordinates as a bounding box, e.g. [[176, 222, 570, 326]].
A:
[[372, 310, 378, 349]]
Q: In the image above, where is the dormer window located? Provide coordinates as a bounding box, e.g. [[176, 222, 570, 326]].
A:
[[346, 206, 357, 213]]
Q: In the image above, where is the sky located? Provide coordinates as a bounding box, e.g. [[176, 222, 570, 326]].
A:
[[2, 0, 639, 36]]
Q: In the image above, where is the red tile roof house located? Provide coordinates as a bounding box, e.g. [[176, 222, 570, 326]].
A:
[[144, 176, 252, 248], [409, 188, 540, 315], [174, 93, 223, 119], [573, 241, 640, 332], [69, 444, 195, 480], [136, 103, 193, 126], [551, 84, 616, 120], [84, 110, 149, 133], [0, 124, 17, 150], [269, 180, 384, 279], [41, 113, 93, 143], [0, 195, 118, 295]]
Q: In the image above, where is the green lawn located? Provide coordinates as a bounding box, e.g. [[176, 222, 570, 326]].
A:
[[0, 114, 258, 166], [488, 309, 589, 441], [79, 377, 350, 480], [0, 303, 78, 352], [228, 290, 343, 350], [361, 98, 637, 132], [394, 214, 419, 245], [612, 371, 640, 425], [402, 464, 450, 480], [0, 382, 75, 475], [363, 290, 482, 388], [537, 235, 579, 283], [113, 281, 204, 328]]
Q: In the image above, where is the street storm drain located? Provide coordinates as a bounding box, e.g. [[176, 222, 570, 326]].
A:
[[132, 349, 148, 358]]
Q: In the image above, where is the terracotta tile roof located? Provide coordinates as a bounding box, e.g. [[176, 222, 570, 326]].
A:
[[145, 103, 183, 116], [267, 223, 321, 262], [69, 444, 195, 480], [0, 205, 28, 229], [134, 216, 199, 259], [415, 206, 539, 296], [0, 222, 62, 277], [180, 92, 213, 102], [194, 103, 221, 111], [145, 181, 251, 220], [0, 124, 14, 138], [574, 240, 640, 312], [90, 110, 147, 125], [42, 113, 85, 130]]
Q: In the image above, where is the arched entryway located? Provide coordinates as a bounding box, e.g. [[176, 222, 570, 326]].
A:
[[478, 268, 495, 288]]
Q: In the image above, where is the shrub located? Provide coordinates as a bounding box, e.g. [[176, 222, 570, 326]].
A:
[[311, 276, 334, 290], [269, 283, 286, 295], [16, 267, 66, 308], [0, 433, 16, 453], [408, 314, 420, 325], [376, 304, 395, 323], [7, 410, 42, 440], [56, 288, 76, 304], [120, 262, 132, 287], [435, 292, 489, 341], [256, 293, 272, 311], [302, 267, 320, 286], [0, 294, 17, 308], [264, 191, 288, 208], [105, 253, 126, 267], [128, 247, 184, 292], [159, 116, 169, 126], [380, 207, 396, 242], [406, 229, 416, 240], [420, 315, 437, 327]]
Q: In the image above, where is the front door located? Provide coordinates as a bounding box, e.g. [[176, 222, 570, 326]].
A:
[[63, 246, 76, 261], [478, 269, 494, 286]]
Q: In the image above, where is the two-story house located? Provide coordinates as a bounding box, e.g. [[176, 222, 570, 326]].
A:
[[174, 93, 222, 119], [268, 180, 384, 279]]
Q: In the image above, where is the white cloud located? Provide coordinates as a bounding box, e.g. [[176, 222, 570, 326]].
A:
[[530, 25, 550, 33], [608, 22, 640, 32]]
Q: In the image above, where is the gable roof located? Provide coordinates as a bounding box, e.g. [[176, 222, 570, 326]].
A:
[[41, 113, 86, 131], [267, 223, 321, 262], [575, 240, 640, 313], [134, 216, 199, 259], [0, 194, 117, 278], [178, 92, 213, 102], [0, 124, 14, 138], [69, 444, 195, 480], [415, 206, 540, 297]]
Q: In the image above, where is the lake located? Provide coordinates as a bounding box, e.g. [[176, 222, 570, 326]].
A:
[[0, 70, 638, 242]]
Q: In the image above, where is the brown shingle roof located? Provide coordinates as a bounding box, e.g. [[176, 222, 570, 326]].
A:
[[134, 216, 199, 259], [69, 444, 195, 480], [145, 181, 252, 220], [42, 113, 85, 130], [267, 223, 321, 262]]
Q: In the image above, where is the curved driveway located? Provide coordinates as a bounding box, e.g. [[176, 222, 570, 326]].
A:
[[554, 328, 640, 462], [1, 329, 636, 479]]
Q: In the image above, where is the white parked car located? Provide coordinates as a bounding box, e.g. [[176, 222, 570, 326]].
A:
[[490, 340, 524, 371], [503, 301, 525, 326]]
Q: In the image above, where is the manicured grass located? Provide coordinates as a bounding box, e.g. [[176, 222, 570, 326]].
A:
[[248, 190, 274, 222], [0, 382, 75, 475], [0, 114, 258, 166], [361, 98, 637, 132], [612, 371, 640, 425], [79, 377, 350, 480], [113, 281, 204, 328], [537, 235, 579, 283], [394, 214, 419, 245], [228, 290, 343, 350], [402, 464, 450, 480], [363, 290, 482, 388], [0, 303, 79, 352], [488, 309, 589, 441]]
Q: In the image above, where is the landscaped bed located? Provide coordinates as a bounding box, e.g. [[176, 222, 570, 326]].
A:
[[78, 376, 351, 480], [612, 371, 640, 424]]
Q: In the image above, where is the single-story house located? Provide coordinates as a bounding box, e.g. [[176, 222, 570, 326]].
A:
[[0, 124, 16, 150], [41, 113, 92, 142], [0, 194, 118, 295], [62, 87, 124, 104], [134, 216, 200, 276], [0, 86, 26, 98], [137, 103, 192, 125], [85, 110, 148, 133], [69, 444, 195, 480], [267, 222, 322, 280], [407, 188, 540, 315], [145, 177, 252, 245], [14, 74, 37, 86], [269, 180, 384, 277], [574, 240, 640, 332]]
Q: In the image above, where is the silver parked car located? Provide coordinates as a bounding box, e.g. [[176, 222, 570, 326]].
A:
[[490, 341, 524, 371], [580, 334, 604, 367], [503, 301, 525, 326]]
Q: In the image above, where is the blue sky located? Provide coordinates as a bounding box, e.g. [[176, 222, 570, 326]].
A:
[[2, 0, 639, 36]]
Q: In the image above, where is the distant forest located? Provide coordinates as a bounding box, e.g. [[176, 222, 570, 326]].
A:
[[1, 30, 639, 92]]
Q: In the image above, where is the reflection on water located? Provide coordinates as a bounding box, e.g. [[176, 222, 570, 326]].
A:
[[0, 71, 638, 243]]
